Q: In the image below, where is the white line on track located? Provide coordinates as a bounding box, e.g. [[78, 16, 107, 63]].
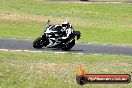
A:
[[54, 52, 68, 54], [10, 50, 23, 52], [0, 49, 43, 53], [28, 51, 43, 53], [0, 49, 8, 51], [0, 49, 87, 55]]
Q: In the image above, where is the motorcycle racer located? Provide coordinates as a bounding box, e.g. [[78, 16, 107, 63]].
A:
[[46, 19, 74, 47], [33, 19, 81, 50], [60, 19, 74, 40]]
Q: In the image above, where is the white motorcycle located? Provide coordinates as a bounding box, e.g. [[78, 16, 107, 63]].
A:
[[33, 20, 81, 51]]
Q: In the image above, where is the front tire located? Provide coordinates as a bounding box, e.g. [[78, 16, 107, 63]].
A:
[[61, 39, 75, 51], [33, 37, 44, 49]]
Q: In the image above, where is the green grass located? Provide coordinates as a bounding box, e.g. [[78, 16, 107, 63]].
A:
[[0, 0, 132, 44], [0, 51, 132, 88], [0, 1, 132, 87]]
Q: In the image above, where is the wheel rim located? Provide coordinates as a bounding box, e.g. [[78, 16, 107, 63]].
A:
[[35, 40, 43, 47]]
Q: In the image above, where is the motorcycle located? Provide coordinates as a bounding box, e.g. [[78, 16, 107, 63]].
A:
[[33, 20, 81, 51]]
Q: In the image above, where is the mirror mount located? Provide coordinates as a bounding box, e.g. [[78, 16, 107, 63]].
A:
[[47, 20, 51, 26]]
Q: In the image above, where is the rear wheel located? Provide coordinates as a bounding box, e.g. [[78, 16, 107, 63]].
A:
[[61, 39, 75, 51], [33, 37, 47, 49]]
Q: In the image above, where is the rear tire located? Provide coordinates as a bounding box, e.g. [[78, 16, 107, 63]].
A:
[[33, 37, 44, 49], [61, 39, 75, 51]]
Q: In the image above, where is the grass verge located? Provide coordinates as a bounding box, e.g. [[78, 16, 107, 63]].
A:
[[0, 0, 132, 44], [0, 51, 132, 88]]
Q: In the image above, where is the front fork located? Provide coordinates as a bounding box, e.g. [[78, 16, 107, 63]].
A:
[[41, 34, 49, 46]]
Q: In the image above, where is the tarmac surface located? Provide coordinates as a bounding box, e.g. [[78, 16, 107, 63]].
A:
[[0, 38, 132, 56]]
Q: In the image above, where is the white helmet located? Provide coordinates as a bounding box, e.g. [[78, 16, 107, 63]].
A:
[[61, 19, 70, 27]]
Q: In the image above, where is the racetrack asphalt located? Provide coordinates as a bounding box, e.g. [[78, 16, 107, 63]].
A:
[[0, 38, 132, 56]]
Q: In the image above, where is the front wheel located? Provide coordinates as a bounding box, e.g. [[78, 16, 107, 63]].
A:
[[33, 37, 44, 49], [61, 39, 75, 51]]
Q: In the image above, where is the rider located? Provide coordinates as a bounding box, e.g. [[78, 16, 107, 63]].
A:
[[60, 19, 73, 40]]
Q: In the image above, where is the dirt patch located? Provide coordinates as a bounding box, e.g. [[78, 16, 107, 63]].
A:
[[0, 12, 63, 23], [0, 11, 91, 26]]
